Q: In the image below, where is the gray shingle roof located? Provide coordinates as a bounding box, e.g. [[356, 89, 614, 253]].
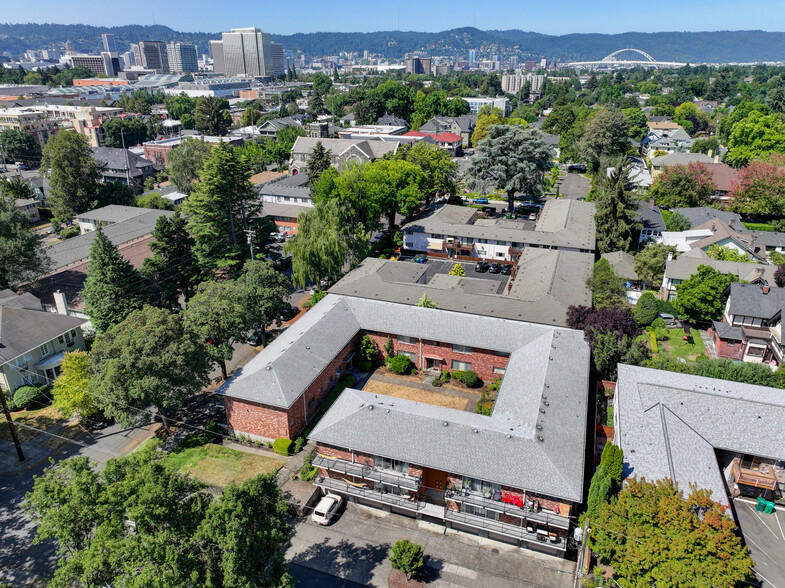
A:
[[673, 207, 744, 230], [44, 209, 174, 271], [727, 282, 785, 320], [0, 292, 86, 365], [291, 137, 401, 161], [636, 200, 666, 232], [615, 364, 785, 506], [650, 153, 714, 167], [601, 251, 637, 281], [664, 256, 775, 284], [76, 205, 153, 224], [259, 173, 311, 199], [279, 296, 590, 502], [92, 147, 153, 177]]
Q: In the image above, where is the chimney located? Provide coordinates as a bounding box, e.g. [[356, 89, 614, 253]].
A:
[[53, 290, 68, 315], [763, 285, 771, 295], [711, 222, 716, 232], [649, 198, 655, 210]]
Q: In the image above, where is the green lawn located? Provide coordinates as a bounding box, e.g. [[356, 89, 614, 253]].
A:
[[163, 436, 285, 487], [742, 222, 777, 232], [661, 329, 706, 361]]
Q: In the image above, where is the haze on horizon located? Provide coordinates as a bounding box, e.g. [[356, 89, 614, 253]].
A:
[[5, 0, 785, 36]]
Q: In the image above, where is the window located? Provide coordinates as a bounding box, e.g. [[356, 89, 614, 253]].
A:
[[374, 456, 408, 474], [493, 367, 506, 375], [39, 342, 50, 356], [463, 503, 499, 520], [496, 252, 505, 258], [495, 351, 510, 358], [399, 350, 416, 362], [452, 344, 472, 354], [398, 335, 417, 345], [424, 340, 439, 347], [12, 353, 32, 367], [452, 359, 472, 371]]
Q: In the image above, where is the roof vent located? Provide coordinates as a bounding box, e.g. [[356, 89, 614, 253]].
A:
[[265, 366, 272, 371], [536, 424, 543, 430], [539, 408, 546, 414], [473, 428, 478, 433], [542, 400, 549, 407], [506, 434, 512, 439], [443, 421, 448, 426], [368, 405, 374, 410], [537, 436, 544, 442], [306, 346, 311, 350], [386, 409, 390, 414]]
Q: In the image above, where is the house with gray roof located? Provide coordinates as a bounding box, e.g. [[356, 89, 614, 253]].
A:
[[402, 201, 596, 261], [649, 152, 714, 175], [289, 136, 402, 175], [673, 207, 744, 230], [636, 198, 666, 245], [708, 282, 785, 365], [75, 204, 155, 235], [614, 364, 785, 508], [0, 289, 87, 393], [419, 115, 477, 147], [92, 147, 156, 194], [660, 249, 775, 301], [218, 293, 590, 555]]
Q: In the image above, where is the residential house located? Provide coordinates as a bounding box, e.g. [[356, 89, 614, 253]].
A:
[[635, 198, 666, 245], [401, 201, 596, 262], [14, 198, 40, 223], [142, 135, 242, 168], [92, 147, 156, 194], [643, 127, 694, 157], [288, 137, 402, 175], [0, 289, 87, 392], [377, 113, 408, 127], [258, 173, 312, 234], [710, 283, 785, 365], [614, 364, 785, 509], [661, 218, 766, 261], [673, 207, 743, 230], [419, 115, 477, 148], [75, 205, 156, 235], [140, 183, 187, 206], [256, 116, 305, 138], [659, 248, 775, 300], [600, 251, 643, 290], [694, 100, 718, 114], [649, 152, 714, 177], [337, 125, 407, 138], [403, 130, 463, 155], [218, 294, 590, 555]]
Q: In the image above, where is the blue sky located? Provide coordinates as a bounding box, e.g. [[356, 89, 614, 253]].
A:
[[6, 0, 785, 35]]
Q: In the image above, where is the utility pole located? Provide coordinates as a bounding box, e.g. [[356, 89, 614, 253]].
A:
[[120, 128, 133, 191], [244, 229, 256, 261], [0, 389, 24, 461]]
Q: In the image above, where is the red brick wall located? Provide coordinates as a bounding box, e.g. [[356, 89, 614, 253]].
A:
[[365, 333, 508, 382], [224, 397, 291, 440], [710, 327, 745, 361], [316, 443, 374, 466]]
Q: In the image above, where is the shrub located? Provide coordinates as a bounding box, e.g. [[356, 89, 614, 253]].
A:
[[633, 292, 659, 327], [273, 437, 292, 456], [265, 441, 273, 448], [383, 336, 394, 359], [357, 335, 378, 363], [310, 290, 327, 306], [439, 370, 451, 382], [651, 317, 666, 330], [300, 463, 317, 481], [357, 360, 372, 372], [388, 354, 413, 375], [9, 385, 47, 411], [390, 539, 424, 580], [460, 370, 481, 388], [450, 370, 464, 381], [431, 378, 443, 387], [59, 226, 80, 240], [293, 436, 306, 454]]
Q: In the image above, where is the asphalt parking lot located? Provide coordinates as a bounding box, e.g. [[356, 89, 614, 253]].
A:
[[419, 260, 509, 294], [734, 498, 785, 587], [286, 502, 576, 588]]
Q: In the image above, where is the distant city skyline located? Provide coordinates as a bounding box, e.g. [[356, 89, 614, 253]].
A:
[[4, 0, 785, 37]]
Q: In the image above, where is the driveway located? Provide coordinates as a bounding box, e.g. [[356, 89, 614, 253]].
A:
[[734, 498, 785, 588], [558, 173, 591, 200], [287, 502, 576, 588], [0, 422, 156, 585]]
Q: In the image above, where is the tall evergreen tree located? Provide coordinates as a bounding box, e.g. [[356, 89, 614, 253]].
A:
[[465, 125, 553, 213], [304, 141, 333, 188], [594, 159, 640, 254], [0, 187, 50, 288], [40, 130, 104, 221], [182, 142, 261, 271], [81, 226, 145, 333], [194, 96, 231, 136], [142, 212, 202, 309]]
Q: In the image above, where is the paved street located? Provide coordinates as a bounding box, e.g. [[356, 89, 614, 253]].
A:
[[0, 422, 155, 586], [287, 502, 576, 588], [557, 172, 591, 200], [734, 498, 785, 588]]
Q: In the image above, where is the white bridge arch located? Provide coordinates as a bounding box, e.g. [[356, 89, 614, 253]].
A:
[[567, 49, 685, 70]]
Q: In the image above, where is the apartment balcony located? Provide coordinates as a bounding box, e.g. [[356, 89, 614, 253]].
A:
[[446, 490, 571, 530], [444, 509, 566, 551], [312, 454, 419, 491], [315, 475, 438, 516], [732, 458, 778, 491]]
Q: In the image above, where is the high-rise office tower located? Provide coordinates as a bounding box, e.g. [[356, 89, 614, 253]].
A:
[[270, 42, 285, 77], [167, 42, 198, 72], [102, 33, 117, 54], [209, 40, 225, 74], [221, 27, 272, 77], [133, 41, 169, 73], [468, 49, 477, 69]]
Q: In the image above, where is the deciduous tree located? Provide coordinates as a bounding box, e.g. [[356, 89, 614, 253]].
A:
[[237, 259, 292, 346], [0, 128, 38, 162], [89, 305, 210, 428], [727, 157, 785, 216], [166, 137, 213, 194], [0, 187, 50, 288], [579, 108, 630, 169], [633, 291, 659, 327], [589, 478, 754, 587], [664, 210, 692, 232], [673, 264, 739, 323], [634, 242, 677, 286], [650, 163, 717, 209], [393, 141, 458, 204], [51, 351, 95, 419]]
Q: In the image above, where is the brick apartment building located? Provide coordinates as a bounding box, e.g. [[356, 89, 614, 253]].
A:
[[218, 294, 590, 555]]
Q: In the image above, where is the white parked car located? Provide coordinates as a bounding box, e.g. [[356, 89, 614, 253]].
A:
[[311, 493, 343, 525]]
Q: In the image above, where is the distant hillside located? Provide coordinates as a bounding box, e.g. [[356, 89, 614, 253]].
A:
[[3, 23, 785, 63]]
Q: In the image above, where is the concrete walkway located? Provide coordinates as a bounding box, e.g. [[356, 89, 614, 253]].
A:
[[699, 329, 717, 359]]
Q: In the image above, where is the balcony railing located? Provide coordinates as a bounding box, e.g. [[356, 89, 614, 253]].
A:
[[313, 455, 419, 491], [732, 459, 778, 490], [315, 476, 425, 512], [446, 491, 571, 530], [444, 509, 566, 551]]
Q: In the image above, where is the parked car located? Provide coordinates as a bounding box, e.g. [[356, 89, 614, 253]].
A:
[[311, 493, 343, 525], [567, 163, 587, 173], [475, 260, 489, 273], [528, 213, 537, 221], [15, 162, 27, 170], [488, 262, 502, 274], [279, 304, 300, 322], [247, 331, 264, 346], [472, 197, 489, 204], [501, 264, 512, 275]]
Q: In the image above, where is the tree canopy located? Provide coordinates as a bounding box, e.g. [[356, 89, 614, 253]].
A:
[[673, 264, 739, 323], [166, 137, 213, 194], [650, 163, 717, 209], [634, 243, 677, 286], [237, 259, 292, 346], [587, 258, 626, 309], [594, 160, 640, 254], [727, 157, 785, 216], [0, 127, 38, 162], [589, 478, 754, 588], [579, 108, 630, 169], [0, 185, 50, 288]]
